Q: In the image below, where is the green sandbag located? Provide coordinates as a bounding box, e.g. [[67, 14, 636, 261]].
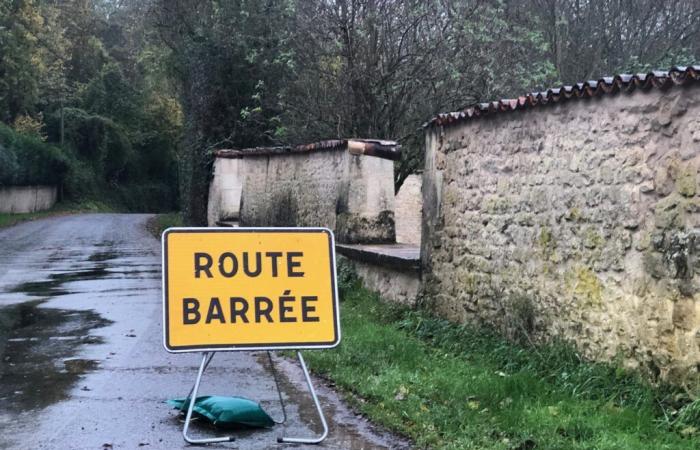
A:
[[167, 396, 275, 428]]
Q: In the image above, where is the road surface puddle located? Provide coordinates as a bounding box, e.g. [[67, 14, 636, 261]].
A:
[[0, 301, 110, 412], [88, 251, 120, 262], [6, 244, 158, 299], [9, 267, 110, 297], [0, 245, 118, 416]]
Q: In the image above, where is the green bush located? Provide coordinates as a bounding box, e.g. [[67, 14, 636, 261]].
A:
[[0, 142, 20, 185], [0, 123, 69, 187], [47, 108, 132, 183], [62, 159, 100, 201], [115, 182, 178, 213]]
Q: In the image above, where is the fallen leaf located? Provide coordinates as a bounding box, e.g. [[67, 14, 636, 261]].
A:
[[680, 426, 697, 436], [394, 385, 409, 401], [499, 397, 513, 408]]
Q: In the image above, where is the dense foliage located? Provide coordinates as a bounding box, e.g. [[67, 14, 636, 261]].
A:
[[0, 0, 181, 212], [0, 124, 68, 187], [1, 1, 698, 219]]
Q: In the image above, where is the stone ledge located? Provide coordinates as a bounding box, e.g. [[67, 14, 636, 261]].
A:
[[335, 243, 420, 272], [215, 220, 239, 227]]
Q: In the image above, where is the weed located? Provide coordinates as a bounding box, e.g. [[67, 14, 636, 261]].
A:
[[145, 212, 183, 239], [0, 200, 114, 229]]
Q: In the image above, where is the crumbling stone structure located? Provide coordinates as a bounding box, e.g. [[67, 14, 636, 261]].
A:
[[208, 139, 399, 244], [422, 67, 700, 382]]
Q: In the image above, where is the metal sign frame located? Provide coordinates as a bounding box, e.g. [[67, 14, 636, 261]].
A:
[[161, 227, 340, 445]]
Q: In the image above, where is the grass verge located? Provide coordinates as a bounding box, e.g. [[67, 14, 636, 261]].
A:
[[0, 200, 115, 229], [0, 210, 65, 229], [145, 212, 183, 239], [301, 262, 700, 449]]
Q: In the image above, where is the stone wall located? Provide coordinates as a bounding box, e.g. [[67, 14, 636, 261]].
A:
[[0, 185, 58, 213], [422, 85, 700, 383], [395, 174, 423, 245], [208, 143, 397, 244], [337, 244, 420, 305], [344, 258, 420, 305], [207, 158, 243, 225]]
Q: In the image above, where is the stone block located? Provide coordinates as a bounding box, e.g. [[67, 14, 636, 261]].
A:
[[672, 296, 696, 331]]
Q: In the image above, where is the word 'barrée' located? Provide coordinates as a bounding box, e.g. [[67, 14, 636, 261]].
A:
[[182, 293, 320, 324]]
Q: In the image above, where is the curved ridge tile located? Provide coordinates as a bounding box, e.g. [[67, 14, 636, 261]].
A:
[[428, 65, 700, 128]]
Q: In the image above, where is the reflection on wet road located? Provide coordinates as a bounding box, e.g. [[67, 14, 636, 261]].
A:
[[0, 215, 164, 449], [0, 301, 107, 412], [0, 214, 406, 449]]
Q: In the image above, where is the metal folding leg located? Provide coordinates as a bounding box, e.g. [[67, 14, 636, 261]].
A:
[[267, 351, 288, 425], [182, 352, 235, 444], [277, 351, 328, 445], [184, 352, 215, 401]]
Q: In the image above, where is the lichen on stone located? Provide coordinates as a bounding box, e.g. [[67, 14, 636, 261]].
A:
[[565, 206, 582, 222], [677, 165, 697, 197], [568, 266, 603, 307], [583, 227, 604, 249], [654, 194, 685, 229]]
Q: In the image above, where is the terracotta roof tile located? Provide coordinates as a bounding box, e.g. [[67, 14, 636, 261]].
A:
[[215, 138, 401, 161], [428, 65, 700, 128]]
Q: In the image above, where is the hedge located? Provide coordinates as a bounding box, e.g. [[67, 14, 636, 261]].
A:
[[0, 123, 69, 187]]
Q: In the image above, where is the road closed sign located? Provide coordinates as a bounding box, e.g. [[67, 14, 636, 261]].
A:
[[162, 228, 340, 352]]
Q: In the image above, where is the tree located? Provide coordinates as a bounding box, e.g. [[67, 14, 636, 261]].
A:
[[0, 0, 44, 122], [151, 0, 296, 224], [282, 0, 556, 187], [528, 0, 700, 83]]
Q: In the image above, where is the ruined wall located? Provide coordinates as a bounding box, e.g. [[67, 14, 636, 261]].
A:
[[238, 150, 344, 228], [395, 174, 423, 245], [0, 185, 57, 213], [207, 158, 243, 225], [422, 86, 700, 382], [211, 149, 396, 244]]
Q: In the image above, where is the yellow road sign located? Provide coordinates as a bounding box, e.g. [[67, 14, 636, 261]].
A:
[[162, 228, 340, 352]]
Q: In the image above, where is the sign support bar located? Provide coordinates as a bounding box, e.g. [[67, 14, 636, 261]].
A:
[[182, 352, 235, 444], [277, 351, 329, 444], [180, 351, 328, 445]]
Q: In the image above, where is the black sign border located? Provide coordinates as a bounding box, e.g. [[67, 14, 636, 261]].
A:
[[162, 227, 341, 353]]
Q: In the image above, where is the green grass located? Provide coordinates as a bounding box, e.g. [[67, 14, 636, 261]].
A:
[[0, 200, 115, 229], [0, 205, 182, 239], [145, 212, 183, 239], [0, 210, 62, 228], [301, 264, 700, 449]]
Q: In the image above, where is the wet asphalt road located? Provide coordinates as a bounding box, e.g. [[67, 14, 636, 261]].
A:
[[0, 214, 404, 450]]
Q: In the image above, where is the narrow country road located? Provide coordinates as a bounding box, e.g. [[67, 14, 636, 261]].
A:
[[0, 214, 403, 450]]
